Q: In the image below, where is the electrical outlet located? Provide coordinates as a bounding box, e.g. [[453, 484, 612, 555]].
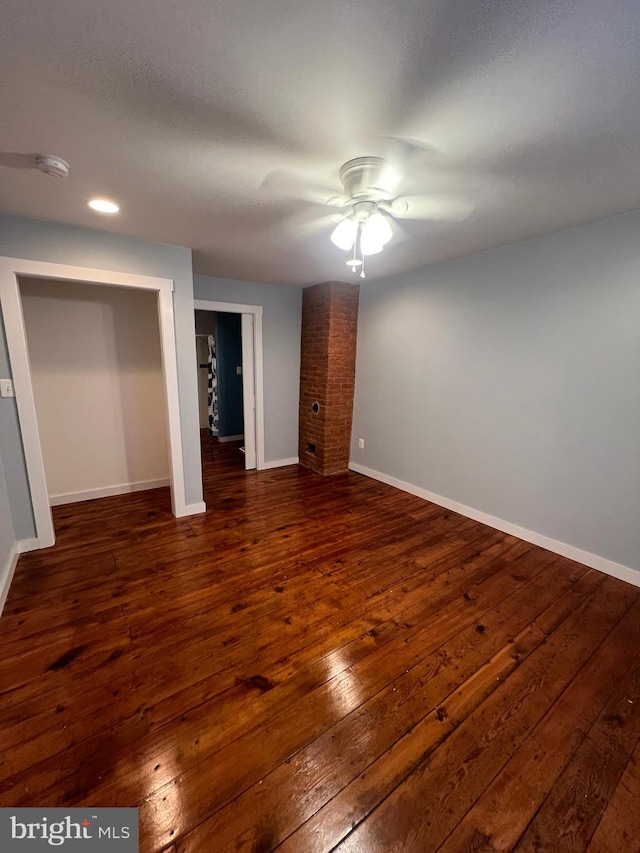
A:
[[236, 366, 242, 375], [358, 438, 365, 449], [0, 379, 15, 398]]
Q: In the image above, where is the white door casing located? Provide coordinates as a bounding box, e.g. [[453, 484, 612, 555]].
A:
[[241, 313, 257, 470], [193, 299, 264, 471]]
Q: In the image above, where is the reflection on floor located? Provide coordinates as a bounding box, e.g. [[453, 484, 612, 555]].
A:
[[1, 439, 639, 852]]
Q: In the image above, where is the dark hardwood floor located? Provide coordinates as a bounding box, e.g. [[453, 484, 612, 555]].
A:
[[1, 435, 639, 852]]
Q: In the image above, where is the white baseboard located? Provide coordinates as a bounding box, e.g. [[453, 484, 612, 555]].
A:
[[349, 462, 640, 589], [218, 434, 244, 443], [18, 537, 42, 553], [0, 536, 43, 616], [0, 545, 20, 616], [174, 501, 207, 517], [260, 457, 299, 470], [49, 478, 170, 506]]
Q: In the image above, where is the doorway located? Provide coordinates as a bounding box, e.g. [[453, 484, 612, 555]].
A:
[[195, 312, 244, 431], [0, 256, 195, 550], [193, 299, 264, 472]]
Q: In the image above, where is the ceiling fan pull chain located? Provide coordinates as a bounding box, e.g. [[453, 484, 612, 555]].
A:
[[358, 222, 366, 277]]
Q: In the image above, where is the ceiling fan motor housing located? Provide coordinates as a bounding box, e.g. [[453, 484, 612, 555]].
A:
[[339, 156, 388, 201], [352, 200, 378, 221]]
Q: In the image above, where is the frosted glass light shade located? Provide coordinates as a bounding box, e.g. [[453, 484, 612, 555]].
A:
[[330, 217, 358, 251], [362, 212, 392, 246], [360, 232, 384, 255]]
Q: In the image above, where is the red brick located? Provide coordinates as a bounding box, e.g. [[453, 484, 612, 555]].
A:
[[298, 281, 359, 475]]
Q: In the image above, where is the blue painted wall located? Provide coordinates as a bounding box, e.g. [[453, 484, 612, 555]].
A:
[[215, 313, 244, 438]]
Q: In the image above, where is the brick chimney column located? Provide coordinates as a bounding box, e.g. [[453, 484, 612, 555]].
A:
[[298, 281, 359, 475]]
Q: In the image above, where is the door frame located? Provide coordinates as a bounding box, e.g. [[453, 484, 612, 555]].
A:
[[194, 299, 265, 470], [0, 256, 195, 550]]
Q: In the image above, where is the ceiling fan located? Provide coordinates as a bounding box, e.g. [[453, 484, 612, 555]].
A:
[[263, 149, 475, 278]]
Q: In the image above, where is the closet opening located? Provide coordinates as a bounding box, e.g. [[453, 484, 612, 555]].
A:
[[19, 276, 171, 521], [0, 256, 191, 551]]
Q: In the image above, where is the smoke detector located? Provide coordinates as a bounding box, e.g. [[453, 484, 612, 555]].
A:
[[35, 155, 70, 178]]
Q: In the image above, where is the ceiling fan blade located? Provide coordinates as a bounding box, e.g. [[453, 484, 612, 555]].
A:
[[0, 152, 39, 169], [384, 136, 441, 164], [293, 212, 345, 238], [378, 136, 443, 195], [260, 169, 348, 208], [389, 218, 410, 244], [388, 193, 475, 222]]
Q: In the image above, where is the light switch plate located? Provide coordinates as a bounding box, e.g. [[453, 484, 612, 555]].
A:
[[0, 379, 15, 398], [236, 366, 242, 375]]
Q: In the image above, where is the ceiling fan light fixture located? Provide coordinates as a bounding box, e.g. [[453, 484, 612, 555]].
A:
[[330, 217, 357, 251], [332, 197, 393, 263]]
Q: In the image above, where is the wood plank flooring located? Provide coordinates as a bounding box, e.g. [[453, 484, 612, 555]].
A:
[[1, 434, 638, 852]]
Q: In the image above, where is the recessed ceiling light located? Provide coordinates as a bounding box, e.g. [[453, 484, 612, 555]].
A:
[[88, 198, 120, 214]]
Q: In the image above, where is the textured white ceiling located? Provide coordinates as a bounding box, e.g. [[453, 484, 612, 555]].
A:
[[1, 0, 640, 285]]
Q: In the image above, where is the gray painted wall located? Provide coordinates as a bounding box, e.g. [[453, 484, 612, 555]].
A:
[[0, 303, 35, 540], [193, 275, 302, 463], [0, 434, 16, 576], [351, 210, 640, 573], [0, 212, 203, 540]]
